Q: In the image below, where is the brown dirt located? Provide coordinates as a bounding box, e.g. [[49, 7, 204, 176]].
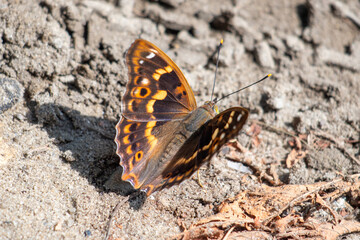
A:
[[0, 0, 359, 239]]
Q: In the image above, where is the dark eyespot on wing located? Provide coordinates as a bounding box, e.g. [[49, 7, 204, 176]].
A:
[[131, 143, 138, 151], [176, 93, 183, 99], [140, 88, 148, 96], [130, 123, 138, 131], [128, 134, 135, 142]]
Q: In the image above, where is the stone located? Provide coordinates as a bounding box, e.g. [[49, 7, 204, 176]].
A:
[[0, 78, 24, 114]]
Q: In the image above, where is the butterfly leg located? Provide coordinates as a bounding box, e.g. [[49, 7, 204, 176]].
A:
[[196, 169, 204, 188]]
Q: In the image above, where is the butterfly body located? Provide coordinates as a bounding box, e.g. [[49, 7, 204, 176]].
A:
[[115, 39, 249, 196]]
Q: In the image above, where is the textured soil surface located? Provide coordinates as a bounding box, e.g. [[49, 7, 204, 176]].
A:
[[1, 0, 359, 239]]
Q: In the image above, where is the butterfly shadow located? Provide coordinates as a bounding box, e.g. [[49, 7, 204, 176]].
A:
[[32, 103, 146, 209]]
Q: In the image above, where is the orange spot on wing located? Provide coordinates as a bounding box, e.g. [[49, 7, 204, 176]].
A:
[[176, 175, 184, 181], [124, 123, 138, 134], [156, 68, 167, 75], [146, 100, 156, 113], [144, 185, 155, 196], [147, 135, 158, 150], [127, 99, 134, 112], [122, 172, 140, 189], [153, 73, 160, 81], [132, 58, 138, 65], [133, 66, 140, 74], [188, 151, 198, 162], [165, 65, 173, 73], [173, 85, 187, 99], [212, 128, 219, 140], [202, 140, 212, 150], [126, 145, 133, 154], [123, 135, 130, 144], [145, 121, 156, 131], [124, 124, 131, 134], [145, 121, 158, 150], [152, 90, 167, 100], [185, 168, 194, 177], [127, 156, 134, 173]]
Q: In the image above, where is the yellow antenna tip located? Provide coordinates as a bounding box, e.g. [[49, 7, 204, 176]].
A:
[[267, 73, 272, 77], [220, 39, 224, 44]]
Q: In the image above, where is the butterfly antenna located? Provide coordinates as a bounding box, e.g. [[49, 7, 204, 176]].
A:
[[211, 39, 224, 102], [215, 74, 272, 103]]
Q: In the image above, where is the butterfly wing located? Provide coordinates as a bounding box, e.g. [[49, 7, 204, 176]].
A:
[[122, 39, 197, 121], [140, 107, 249, 195], [115, 118, 182, 189], [115, 39, 197, 190]]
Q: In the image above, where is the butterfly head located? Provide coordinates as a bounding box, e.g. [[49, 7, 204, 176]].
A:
[[203, 101, 220, 115]]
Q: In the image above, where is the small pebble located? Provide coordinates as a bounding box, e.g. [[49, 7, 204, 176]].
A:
[[54, 221, 62, 231], [0, 78, 24, 114], [61, 150, 76, 162], [254, 41, 275, 69], [285, 35, 305, 52], [84, 230, 91, 237]]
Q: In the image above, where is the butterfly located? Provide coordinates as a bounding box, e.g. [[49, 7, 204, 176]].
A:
[[115, 39, 249, 196]]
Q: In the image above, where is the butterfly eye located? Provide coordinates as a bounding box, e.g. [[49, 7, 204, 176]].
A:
[[214, 105, 219, 114]]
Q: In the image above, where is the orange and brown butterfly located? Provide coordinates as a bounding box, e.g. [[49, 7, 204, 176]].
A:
[[115, 39, 249, 196]]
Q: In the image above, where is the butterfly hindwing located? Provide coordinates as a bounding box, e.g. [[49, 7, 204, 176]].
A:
[[115, 117, 161, 189], [140, 107, 249, 195], [122, 39, 197, 121]]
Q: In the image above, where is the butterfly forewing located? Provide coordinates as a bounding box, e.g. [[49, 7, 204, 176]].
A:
[[140, 107, 249, 195], [116, 39, 198, 190], [123, 39, 197, 121]]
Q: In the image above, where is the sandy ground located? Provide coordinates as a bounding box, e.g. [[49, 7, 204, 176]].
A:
[[0, 0, 359, 239]]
